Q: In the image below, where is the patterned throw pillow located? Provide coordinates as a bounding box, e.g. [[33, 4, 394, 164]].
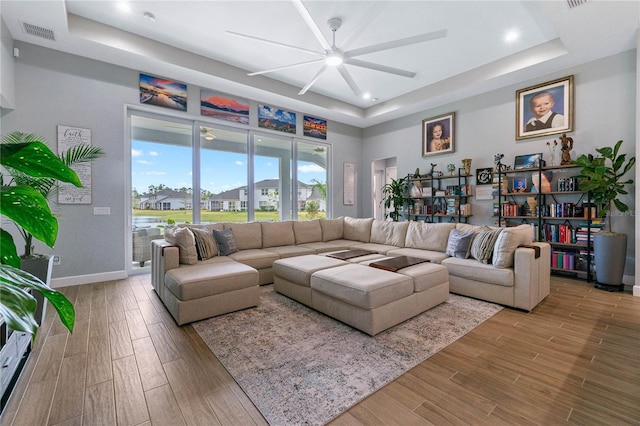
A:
[[470, 228, 502, 264], [445, 229, 475, 259], [191, 227, 218, 260], [213, 229, 239, 256]]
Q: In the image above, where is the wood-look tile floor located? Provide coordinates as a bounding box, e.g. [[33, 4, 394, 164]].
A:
[[1, 275, 638, 425]]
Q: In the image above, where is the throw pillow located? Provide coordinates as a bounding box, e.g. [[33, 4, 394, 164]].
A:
[[213, 229, 239, 256], [492, 224, 534, 268], [470, 228, 502, 264], [445, 229, 475, 259], [164, 226, 198, 265], [191, 227, 218, 260]]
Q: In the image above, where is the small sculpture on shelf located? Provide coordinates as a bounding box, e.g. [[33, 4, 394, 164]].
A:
[[546, 140, 558, 166], [559, 133, 574, 165], [493, 153, 508, 172], [461, 158, 472, 176], [413, 168, 421, 178], [447, 163, 456, 175]]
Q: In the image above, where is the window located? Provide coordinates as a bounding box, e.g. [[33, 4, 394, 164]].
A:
[[261, 188, 269, 196]]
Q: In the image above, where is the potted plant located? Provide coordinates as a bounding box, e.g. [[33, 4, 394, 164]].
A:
[[574, 140, 636, 290], [381, 176, 410, 222], [1, 135, 82, 337]]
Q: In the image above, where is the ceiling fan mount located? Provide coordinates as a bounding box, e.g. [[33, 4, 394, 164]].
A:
[[226, 1, 447, 98]]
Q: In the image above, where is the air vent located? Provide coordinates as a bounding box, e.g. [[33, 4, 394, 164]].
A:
[[566, 0, 587, 8], [22, 22, 55, 41]]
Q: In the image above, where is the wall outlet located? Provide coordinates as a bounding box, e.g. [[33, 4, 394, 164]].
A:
[[53, 255, 61, 265]]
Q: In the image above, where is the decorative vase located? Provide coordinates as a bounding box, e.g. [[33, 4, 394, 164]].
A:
[[461, 158, 472, 176]]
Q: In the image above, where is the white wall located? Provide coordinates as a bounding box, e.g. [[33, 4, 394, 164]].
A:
[[362, 50, 637, 283], [1, 42, 363, 284], [0, 17, 15, 110]]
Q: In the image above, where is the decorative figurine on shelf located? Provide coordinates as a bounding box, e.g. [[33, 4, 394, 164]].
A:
[[413, 168, 421, 178], [559, 133, 574, 165], [546, 140, 558, 166], [461, 158, 472, 176], [493, 153, 506, 172], [424, 163, 436, 177], [447, 163, 456, 175]]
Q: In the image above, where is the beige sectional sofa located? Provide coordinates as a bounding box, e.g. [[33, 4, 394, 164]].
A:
[[151, 217, 550, 325]]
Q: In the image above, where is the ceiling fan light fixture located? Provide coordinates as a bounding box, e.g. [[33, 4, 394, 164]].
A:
[[325, 54, 343, 67]]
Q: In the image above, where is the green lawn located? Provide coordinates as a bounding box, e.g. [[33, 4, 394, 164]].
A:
[[133, 209, 326, 225]]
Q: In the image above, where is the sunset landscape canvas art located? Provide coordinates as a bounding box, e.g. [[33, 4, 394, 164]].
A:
[[200, 90, 250, 124]]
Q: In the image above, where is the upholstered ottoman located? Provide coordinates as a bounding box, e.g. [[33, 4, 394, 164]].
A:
[[164, 261, 259, 325], [311, 262, 449, 336], [273, 255, 348, 306]]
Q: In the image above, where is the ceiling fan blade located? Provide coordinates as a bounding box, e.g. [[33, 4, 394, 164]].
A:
[[344, 58, 416, 78], [345, 29, 447, 58], [299, 65, 327, 95], [226, 30, 324, 56], [291, 0, 332, 51], [248, 58, 325, 76], [336, 65, 362, 97]]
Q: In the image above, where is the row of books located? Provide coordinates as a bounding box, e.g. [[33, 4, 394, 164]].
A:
[[551, 250, 593, 272], [411, 200, 472, 216]]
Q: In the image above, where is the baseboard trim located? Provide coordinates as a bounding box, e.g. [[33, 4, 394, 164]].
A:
[[51, 270, 127, 288]]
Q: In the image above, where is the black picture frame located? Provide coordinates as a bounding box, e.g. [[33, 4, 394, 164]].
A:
[[476, 168, 493, 185]]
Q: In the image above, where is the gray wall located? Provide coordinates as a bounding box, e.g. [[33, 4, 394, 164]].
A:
[[1, 42, 363, 283], [362, 50, 637, 281]]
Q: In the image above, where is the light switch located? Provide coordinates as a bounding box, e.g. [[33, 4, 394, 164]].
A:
[[93, 207, 111, 215]]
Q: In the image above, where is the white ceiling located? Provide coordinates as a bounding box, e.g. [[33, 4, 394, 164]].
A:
[[1, 1, 638, 128]]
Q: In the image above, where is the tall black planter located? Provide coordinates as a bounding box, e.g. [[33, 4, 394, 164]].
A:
[[20, 255, 55, 324], [594, 232, 627, 291]]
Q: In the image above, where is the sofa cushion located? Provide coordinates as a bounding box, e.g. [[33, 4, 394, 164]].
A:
[[442, 257, 514, 287], [165, 262, 258, 301], [261, 221, 295, 248], [223, 222, 262, 250], [492, 225, 534, 269], [213, 229, 239, 256], [470, 228, 502, 264], [228, 249, 280, 270], [343, 217, 374, 243], [263, 245, 315, 259], [445, 229, 474, 259], [191, 227, 218, 260], [293, 220, 322, 244], [405, 222, 456, 252], [387, 247, 449, 264], [320, 218, 344, 241], [349, 243, 399, 255], [164, 226, 198, 265], [297, 241, 353, 253], [370, 220, 409, 247]]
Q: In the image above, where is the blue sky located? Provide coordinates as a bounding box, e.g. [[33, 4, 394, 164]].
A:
[[132, 140, 326, 194]]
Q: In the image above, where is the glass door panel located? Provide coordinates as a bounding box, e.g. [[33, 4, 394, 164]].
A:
[[253, 133, 292, 221], [296, 141, 329, 220], [200, 125, 248, 223]]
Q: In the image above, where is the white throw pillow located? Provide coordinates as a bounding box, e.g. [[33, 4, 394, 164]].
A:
[[492, 224, 534, 268], [164, 226, 198, 265]]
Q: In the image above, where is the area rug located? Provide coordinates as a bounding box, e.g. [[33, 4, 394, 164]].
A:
[[193, 285, 502, 425]]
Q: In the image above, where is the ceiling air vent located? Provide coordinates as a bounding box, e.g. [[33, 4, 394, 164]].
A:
[[566, 0, 587, 8], [22, 22, 55, 41]]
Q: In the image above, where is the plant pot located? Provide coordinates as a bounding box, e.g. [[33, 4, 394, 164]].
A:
[[593, 232, 627, 291], [20, 254, 55, 324]]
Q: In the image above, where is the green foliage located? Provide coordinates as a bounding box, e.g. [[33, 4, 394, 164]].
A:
[[0, 132, 94, 337], [574, 140, 636, 232], [305, 200, 320, 219], [381, 176, 409, 222]]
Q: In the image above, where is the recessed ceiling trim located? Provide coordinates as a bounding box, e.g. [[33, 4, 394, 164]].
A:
[[21, 22, 55, 41]]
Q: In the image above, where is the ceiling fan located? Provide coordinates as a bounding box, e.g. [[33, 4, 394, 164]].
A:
[[226, 0, 447, 98]]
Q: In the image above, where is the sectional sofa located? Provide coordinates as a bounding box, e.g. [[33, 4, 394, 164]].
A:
[[151, 217, 550, 325]]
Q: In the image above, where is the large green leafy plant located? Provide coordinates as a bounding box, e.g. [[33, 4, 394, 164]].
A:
[[381, 176, 409, 222], [574, 140, 636, 233], [0, 132, 103, 336]]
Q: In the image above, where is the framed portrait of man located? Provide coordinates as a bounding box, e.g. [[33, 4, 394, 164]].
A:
[[516, 75, 574, 140], [422, 112, 455, 157]]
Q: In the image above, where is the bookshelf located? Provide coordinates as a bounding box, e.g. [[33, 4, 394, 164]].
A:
[[406, 169, 473, 223], [494, 164, 595, 282]]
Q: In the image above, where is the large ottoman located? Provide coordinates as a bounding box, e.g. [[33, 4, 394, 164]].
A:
[[311, 261, 449, 335], [163, 262, 259, 325], [273, 254, 348, 306]]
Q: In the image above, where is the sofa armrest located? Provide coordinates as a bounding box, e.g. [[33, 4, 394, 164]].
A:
[[513, 242, 550, 311], [151, 239, 180, 293]]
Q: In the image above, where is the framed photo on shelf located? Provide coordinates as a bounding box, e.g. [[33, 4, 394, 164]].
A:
[[515, 75, 574, 140], [422, 112, 455, 157], [514, 153, 543, 170], [512, 178, 527, 192]]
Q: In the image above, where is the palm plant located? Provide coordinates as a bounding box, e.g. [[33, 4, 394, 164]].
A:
[[381, 176, 409, 221], [2, 132, 105, 257], [1, 134, 91, 336]]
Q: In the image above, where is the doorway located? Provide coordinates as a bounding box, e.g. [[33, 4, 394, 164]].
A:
[[372, 158, 397, 220]]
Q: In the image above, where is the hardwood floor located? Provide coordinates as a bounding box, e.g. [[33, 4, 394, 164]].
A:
[[1, 275, 638, 425]]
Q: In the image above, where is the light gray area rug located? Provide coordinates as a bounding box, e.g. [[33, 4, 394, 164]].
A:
[[193, 285, 502, 425]]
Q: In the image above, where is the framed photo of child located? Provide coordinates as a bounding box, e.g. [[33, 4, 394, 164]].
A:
[[515, 75, 574, 140], [422, 112, 455, 157]]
